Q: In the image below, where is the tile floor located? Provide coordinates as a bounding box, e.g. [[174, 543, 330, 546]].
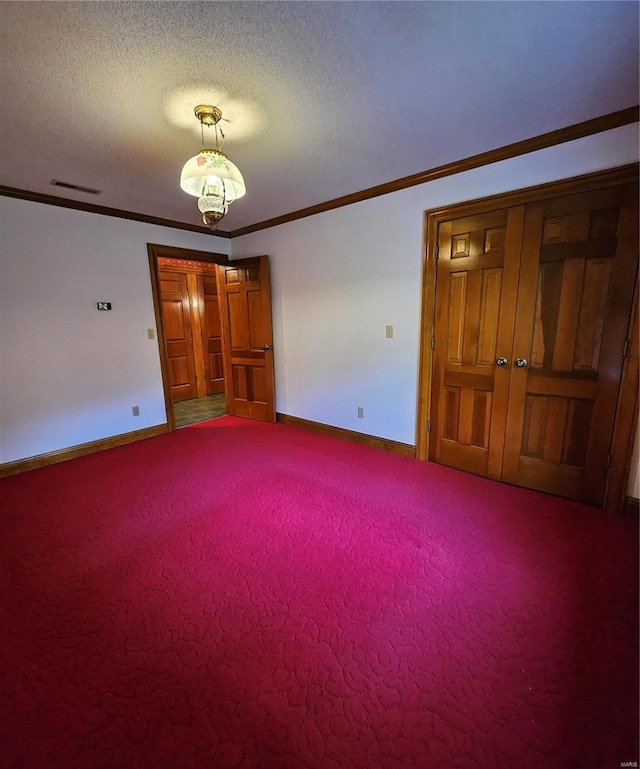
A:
[[174, 393, 227, 428]]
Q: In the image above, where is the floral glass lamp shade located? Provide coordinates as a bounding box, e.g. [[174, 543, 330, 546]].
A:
[[180, 105, 246, 229]]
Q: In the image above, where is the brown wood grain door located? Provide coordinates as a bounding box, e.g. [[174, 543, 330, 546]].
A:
[[430, 208, 525, 478], [430, 182, 638, 503], [159, 269, 198, 402], [502, 185, 638, 503], [199, 274, 225, 394], [217, 256, 275, 422]]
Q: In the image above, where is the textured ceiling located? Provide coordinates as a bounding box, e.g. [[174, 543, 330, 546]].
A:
[[1, 1, 638, 233]]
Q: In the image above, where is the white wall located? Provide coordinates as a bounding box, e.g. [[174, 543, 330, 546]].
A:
[[2, 124, 638, 472], [232, 124, 639, 451], [0, 199, 229, 463]]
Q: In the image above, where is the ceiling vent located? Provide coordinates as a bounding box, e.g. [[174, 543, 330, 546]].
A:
[[50, 179, 101, 195]]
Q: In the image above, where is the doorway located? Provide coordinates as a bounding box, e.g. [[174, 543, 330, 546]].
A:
[[148, 244, 230, 430], [148, 244, 277, 430], [417, 165, 639, 509]]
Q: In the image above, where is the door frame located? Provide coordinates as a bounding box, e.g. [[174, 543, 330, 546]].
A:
[[416, 163, 639, 511], [147, 243, 229, 431]]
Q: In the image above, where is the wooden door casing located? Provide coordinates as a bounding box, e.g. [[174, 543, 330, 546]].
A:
[[217, 256, 276, 422], [430, 208, 524, 478], [502, 184, 639, 503], [159, 269, 198, 402]]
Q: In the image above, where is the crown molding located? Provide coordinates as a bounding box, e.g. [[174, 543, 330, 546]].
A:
[[0, 185, 233, 239], [228, 105, 640, 238], [1, 106, 637, 241]]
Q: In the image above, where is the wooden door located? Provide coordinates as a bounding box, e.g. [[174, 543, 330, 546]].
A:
[[430, 182, 638, 504], [199, 274, 225, 394], [430, 208, 524, 478], [217, 256, 275, 422], [502, 185, 638, 503], [159, 269, 198, 402]]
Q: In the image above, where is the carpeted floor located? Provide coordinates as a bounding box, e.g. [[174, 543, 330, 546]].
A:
[[1, 416, 638, 769]]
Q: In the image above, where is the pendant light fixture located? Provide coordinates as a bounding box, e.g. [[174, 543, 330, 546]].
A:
[[180, 104, 246, 229]]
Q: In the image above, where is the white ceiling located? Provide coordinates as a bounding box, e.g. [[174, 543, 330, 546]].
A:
[[1, 1, 638, 233]]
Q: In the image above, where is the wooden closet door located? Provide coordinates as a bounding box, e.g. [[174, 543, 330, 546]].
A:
[[199, 274, 225, 394], [159, 269, 198, 402], [502, 184, 638, 503], [430, 207, 524, 477]]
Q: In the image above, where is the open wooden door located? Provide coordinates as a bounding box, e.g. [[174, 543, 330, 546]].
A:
[[217, 256, 276, 422]]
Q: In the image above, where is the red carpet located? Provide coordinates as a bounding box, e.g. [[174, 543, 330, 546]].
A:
[[1, 416, 638, 768]]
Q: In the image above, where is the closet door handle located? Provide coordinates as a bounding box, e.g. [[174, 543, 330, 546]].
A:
[[262, 344, 272, 351], [496, 357, 508, 367], [516, 358, 528, 368]]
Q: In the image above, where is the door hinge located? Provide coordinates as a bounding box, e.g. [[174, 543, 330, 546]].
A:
[[606, 453, 612, 469], [427, 420, 432, 432], [623, 339, 629, 358], [431, 336, 435, 350], [435, 245, 440, 260]]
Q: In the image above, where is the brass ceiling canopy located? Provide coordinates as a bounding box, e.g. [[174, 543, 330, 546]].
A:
[[194, 104, 222, 126]]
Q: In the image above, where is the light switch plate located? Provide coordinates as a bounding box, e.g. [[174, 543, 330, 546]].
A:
[[385, 325, 393, 338]]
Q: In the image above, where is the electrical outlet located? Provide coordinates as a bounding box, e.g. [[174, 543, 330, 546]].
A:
[[385, 325, 394, 338], [357, 406, 364, 418], [132, 405, 140, 417], [147, 328, 155, 340]]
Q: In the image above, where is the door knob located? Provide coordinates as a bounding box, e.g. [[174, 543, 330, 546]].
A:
[[516, 358, 528, 368], [262, 344, 272, 351], [496, 356, 508, 367]]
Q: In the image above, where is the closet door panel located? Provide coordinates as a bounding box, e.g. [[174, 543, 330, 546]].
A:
[[200, 274, 225, 394], [502, 185, 638, 503], [159, 270, 198, 402], [430, 207, 524, 478]]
